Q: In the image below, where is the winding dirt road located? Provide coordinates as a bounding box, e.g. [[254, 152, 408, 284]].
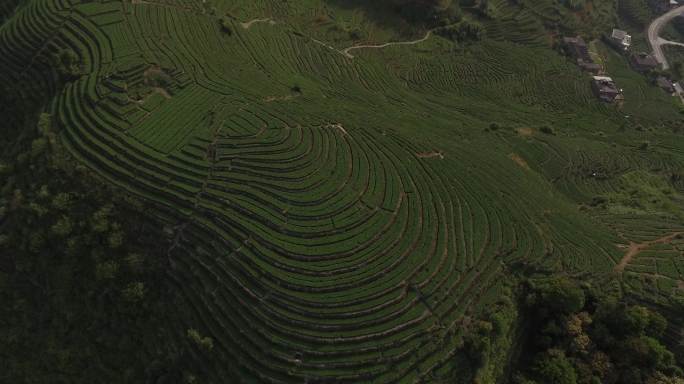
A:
[[241, 18, 275, 29], [648, 5, 684, 70], [342, 30, 433, 59]]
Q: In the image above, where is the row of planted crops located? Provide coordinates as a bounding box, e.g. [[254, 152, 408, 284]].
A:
[[0, 0, 642, 382]]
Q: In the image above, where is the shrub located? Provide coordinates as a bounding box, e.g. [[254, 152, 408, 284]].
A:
[[51, 49, 81, 80], [219, 17, 232, 35], [536, 278, 586, 314], [532, 349, 577, 384], [435, 20, 485, 43], [146, 70, 173, 88], [187, 328, 214, 351], [540, 125, 555, 135], [122, 282, 145, 302]]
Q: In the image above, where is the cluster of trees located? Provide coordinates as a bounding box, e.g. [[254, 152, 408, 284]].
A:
[[459, 0, 491, 17], [434, 19, 485, 43], [145, 67, 175, 90], [370, 0, 461, 26], [513, 278, 684, 384], [387, 0, 454, 14], [0, 113, 220, 383], [669, 17, 684, 81], [672, 62, 684, 82], [50, 49, 82, 81], [459, 286, 519, 383], [0, 0, 22, 24], [367, 0, 491, 41], [327, 0, 493, 43], [442, 276, 684, 383], [564, 0, 587, 11]]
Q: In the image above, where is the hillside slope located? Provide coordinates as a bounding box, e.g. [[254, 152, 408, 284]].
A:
[[2, 0, 684, 382]]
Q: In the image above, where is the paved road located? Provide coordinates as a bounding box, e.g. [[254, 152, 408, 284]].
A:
[[648, 5, 684, 70]]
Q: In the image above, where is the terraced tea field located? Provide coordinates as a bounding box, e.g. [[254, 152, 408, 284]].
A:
[[2, 0, 684, 382]]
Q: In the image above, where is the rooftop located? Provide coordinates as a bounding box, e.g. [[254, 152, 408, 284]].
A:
[[591, 76, 622, 102], [563, 36, 587, 46], [611, 29, 628, 39], [631, 53, 659, 69], [611, 29, 632, 47], [656, 76, 674, 91]]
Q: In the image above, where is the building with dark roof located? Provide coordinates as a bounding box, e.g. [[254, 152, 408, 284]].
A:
[[563, 36, 591, 60], [591, 76, 623, 103], [630, 52, 659, 72], [656, 76, 675, 94], [562, 36, 602, 74], [579, 60, 602, 74]]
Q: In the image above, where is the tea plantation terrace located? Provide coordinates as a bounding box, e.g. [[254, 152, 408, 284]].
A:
[[2, 0, 684, 382]]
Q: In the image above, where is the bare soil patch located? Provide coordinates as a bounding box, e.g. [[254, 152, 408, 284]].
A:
[[508, 153, 530, 170], [516, 127, 534, 136], [143, 65, 173, 98], [325, 123, 348, 135], [263, 94, 298, 103], [152, 87, 171, 99], [614, 232, 684, 273], [416, 151, 444, 160], [241, 18, 275, 29]]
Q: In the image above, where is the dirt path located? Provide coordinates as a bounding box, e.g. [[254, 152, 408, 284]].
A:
[[416, 151, 444, 159], [240, 18, 275, 29], [614, 232, 683, 273], [152, 87, 172, 99], [516, 127, 534, 137], [647, 5, 684, 70], [659, 38, 684, 49], [263, 94, 298, 103], [342, 30, 433, 59], [312, 38, 346, 56], [326, 123, 348, 135]]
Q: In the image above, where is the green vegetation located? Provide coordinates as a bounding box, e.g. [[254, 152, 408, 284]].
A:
[[665, 45, 684, 81], [593, 170, 684, 218], [51, 49, 82, 80], [618, 0, 653, 29], [514, 277, 684, 384], [1, 0, 684, 383], [435, 19, 485, 43], [0, 113, 223, 383]]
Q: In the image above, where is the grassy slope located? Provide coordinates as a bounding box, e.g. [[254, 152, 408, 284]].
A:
[[1, 0, 683, 382]]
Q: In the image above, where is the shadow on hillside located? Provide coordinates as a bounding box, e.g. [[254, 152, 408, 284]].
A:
[[321, 0, 427, 38]]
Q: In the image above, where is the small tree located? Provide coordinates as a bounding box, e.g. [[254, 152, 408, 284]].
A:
[[187, 328, 214, 351], [536, 278, 586, 314], [540, 125, 555, 135], [533, 349, 577, 384], [219, 17, 233, 35], [52, 49, 82, 80], [122, 282, 145, 302]]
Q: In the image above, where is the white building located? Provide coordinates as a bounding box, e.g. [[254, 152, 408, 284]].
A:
[[610, 29, 632, 50]]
